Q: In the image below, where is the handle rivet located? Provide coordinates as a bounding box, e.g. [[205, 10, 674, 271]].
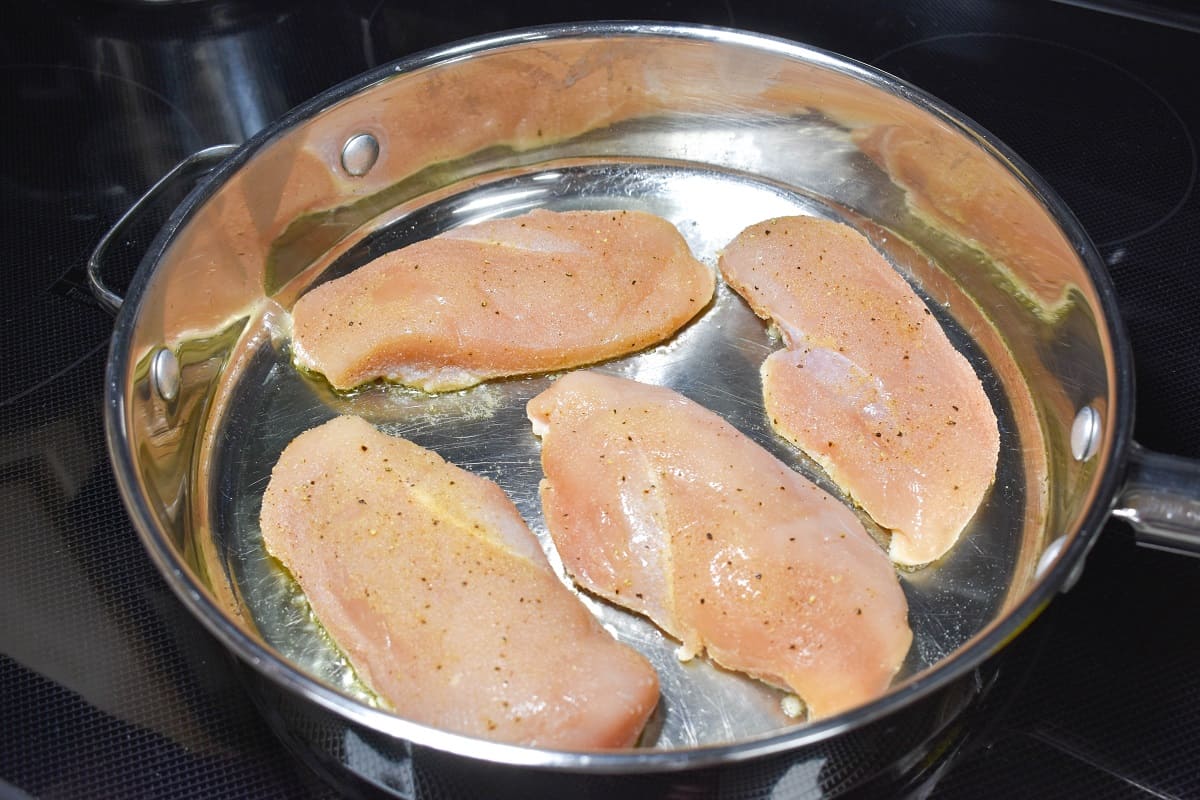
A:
[[152, 348, 180, 403], [1070, 405, 1101, 462], [1035, 535, 1066, 580], [341, 133, 380, 177]]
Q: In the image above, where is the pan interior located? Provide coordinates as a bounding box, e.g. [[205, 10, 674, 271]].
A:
[[209, 159, 1028, 748]]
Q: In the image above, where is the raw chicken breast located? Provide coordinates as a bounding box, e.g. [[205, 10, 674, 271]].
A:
[[291, 209, 714, 392], [527, 372, 912, 720], [719, 215, 1000, 566], [259, 415, 659, 749]]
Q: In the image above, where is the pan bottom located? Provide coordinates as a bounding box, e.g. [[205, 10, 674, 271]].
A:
[[210, 159, 1027, 749]]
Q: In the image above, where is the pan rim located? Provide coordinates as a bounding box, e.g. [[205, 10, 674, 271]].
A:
[[103, 19, 1137, 772]]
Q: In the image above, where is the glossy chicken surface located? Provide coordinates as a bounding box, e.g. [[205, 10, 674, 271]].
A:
[[259, 415, 659, 748], [528, 372, 912, 719], [291, 209, 714, 392], [719, 215, 999, 565]]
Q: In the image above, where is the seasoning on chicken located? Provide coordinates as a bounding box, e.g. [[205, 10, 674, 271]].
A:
[[290, 209, 714, 392], [527, 372, 912, 720], [719, 215, 1000, 566], [259, 415, 660, 748]]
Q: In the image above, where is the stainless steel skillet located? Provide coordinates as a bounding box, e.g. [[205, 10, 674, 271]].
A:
[[93, 21, 1200, 798]]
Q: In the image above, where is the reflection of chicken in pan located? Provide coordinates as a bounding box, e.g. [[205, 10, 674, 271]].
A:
[[720, 215, 999, 566], [528, 371, 912, 720], [855, 124, 1079, 314], [291, 209, 714, 392], [260, 415, 659, 748]]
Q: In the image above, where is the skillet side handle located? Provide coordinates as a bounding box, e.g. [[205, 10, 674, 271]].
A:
[[1112, 441, 1200, 557], [87, 144, 239, 315]]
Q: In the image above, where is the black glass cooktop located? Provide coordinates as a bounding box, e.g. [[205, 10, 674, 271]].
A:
[[2, 1, 1198, 798]]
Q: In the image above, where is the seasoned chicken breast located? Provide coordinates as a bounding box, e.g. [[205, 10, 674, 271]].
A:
[[719, 215, 1000, 566], [527, 372, 912, 720], [259, 415, 659, 749], [291, 209, 714, 392]]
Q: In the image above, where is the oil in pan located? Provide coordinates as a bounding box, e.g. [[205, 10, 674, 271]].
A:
[[212, 160, 1026, 748]]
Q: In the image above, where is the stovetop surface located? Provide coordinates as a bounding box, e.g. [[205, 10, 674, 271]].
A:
[[2, 1, 1198, 798]]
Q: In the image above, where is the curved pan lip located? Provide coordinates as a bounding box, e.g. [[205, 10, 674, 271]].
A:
[[104, 20, 1136, 773]]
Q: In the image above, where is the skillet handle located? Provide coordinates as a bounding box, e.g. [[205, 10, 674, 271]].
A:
[[1112, 441, 1200, 557], [87, 144, 239, 315]]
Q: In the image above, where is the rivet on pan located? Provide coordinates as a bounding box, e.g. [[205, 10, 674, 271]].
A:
[[152, 348, 180, 403], [1070, 404, 1101, 462], [340, 133, 380, 177], [1034, 535, 1066, 581], [1037, 535, 1091, 593]]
